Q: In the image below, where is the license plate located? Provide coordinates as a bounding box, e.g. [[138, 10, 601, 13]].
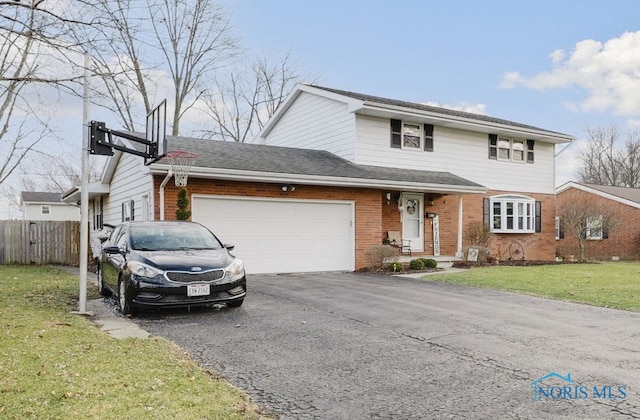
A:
[[187, 284, 210, 297]]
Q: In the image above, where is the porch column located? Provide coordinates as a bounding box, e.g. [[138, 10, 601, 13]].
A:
[[457, 194, 463, 258]]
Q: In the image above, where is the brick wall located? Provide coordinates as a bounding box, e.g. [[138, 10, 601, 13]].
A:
[[155, 177, 382, 270], [156, 177, 558, 269], [557, 188, 640, 260], [379, 190, 557, 261]]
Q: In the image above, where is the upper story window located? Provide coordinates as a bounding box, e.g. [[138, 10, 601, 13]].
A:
[[483, 195, 541, 233], [391, 119, 434, 152], [41, 205, 50, 215], [489, 134, 534, 163]]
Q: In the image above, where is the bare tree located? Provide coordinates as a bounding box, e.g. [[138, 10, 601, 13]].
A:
[[557, 189, 621, 261], [150, 0, 237, 136], [577, 125, 640, 187], [200, 52, 305, 142], [0, 2, 52, 187], [76, 0, 238, 135]]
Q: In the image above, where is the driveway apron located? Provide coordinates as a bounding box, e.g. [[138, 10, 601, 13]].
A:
[[133, 273, 640, 419]]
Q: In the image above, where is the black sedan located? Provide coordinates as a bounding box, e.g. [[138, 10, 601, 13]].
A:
[[98, 221, 246, 314]]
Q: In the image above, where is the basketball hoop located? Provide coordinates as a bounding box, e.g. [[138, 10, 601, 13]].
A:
[[164, 151, 198, 187]]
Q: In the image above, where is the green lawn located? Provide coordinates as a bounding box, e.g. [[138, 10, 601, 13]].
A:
[[0, 265, 267, 420], [422, 262, 640, 311]]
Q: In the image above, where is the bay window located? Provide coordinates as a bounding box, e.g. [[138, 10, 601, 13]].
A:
[[484, 195, 541, 233]]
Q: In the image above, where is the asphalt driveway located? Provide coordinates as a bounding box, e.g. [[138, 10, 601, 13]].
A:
[[133, 272, 640, 419]]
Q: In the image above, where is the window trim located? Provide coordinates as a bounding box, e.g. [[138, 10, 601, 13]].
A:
[[489, 134, 534, 163], [122, 200, 134, 222], [390, 119, 434, 152], [488, 195, 537, 234], [585, 216, 603, 240], [402, 122, 422, 150]]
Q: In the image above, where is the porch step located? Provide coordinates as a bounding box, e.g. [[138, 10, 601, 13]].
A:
[[384, 255, 461, 269]]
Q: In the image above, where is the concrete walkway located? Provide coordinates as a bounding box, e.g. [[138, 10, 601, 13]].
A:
[[393, 267, 468, 278], [57, 266, 149, 339]]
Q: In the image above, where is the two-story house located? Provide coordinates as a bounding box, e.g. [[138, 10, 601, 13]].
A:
[[69, 84, 573, 274]]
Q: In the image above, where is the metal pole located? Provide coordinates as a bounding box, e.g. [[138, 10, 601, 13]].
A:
[[78, 53, 91, 313]]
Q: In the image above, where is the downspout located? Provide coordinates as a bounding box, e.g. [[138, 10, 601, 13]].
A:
[[159, 169, 173, 221], [457, 194, 464, 258]]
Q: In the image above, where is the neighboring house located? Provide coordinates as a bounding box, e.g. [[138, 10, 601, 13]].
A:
[[61, 182, 112, 258], [66, 84, 573, 274], [556, 182, 640, 260], [20, 191, 80, 221]]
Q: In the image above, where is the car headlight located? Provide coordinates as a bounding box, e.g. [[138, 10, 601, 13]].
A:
[[128, 261, 163, 278], [226, 258, 245, 282]]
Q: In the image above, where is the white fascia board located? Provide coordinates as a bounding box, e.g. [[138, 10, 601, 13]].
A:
[[359, 103, 574, 144], [556, 182, 640, 209], [149, 166, 486, 194], [61, 182, 110, 204]]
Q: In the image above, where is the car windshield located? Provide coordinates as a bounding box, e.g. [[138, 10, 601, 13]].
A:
[[129, 224, 223, 251]]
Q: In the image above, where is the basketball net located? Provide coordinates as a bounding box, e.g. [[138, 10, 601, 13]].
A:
[[164, 151, 198, 187]]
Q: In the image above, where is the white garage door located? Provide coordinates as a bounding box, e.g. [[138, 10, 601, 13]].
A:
[[192, 195, 355, 274]]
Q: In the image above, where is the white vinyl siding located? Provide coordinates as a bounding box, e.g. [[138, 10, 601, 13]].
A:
[[22, 203, 80, 221], [102, 152, 154, 226], [355, 115, 556, 194], [262, 91, 357, 161]]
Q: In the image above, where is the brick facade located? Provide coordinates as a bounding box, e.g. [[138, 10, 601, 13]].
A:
[[156, 177, 557, 269], [382, 190, 557, 261], [155, 177, 382, 270], [556, 188, 640, 260]]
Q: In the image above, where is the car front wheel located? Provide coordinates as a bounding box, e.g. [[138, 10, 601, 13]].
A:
[[118, 279, 134, 315]]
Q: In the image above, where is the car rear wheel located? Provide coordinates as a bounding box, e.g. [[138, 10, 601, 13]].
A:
[[118, 279, 134, 315], [97, 266, 111, 297], [226, 298, 244, 308]]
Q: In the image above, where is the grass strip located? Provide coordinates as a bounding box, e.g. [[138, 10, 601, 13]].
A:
[[0, 265, 266, 419], [422, 262, 640, 311]]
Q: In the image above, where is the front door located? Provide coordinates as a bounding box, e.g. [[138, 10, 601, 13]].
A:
[[402, 193, 424, 252]]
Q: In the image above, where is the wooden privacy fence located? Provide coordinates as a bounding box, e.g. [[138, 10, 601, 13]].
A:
[[0, 220, 81, 266]]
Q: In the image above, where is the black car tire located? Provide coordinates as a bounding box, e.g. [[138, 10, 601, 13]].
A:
[[97, 266, 111, 297], [118, 279, 135, 315], [227, 298, 244, 308]]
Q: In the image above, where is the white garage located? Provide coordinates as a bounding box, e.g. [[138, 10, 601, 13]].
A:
[[192, 195, 355, 274]]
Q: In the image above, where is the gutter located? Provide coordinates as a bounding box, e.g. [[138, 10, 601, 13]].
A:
[[159, 169, 173, 220], [149, 165, 487, 195]]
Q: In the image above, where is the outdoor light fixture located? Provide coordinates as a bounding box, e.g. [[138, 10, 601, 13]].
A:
[[281, 184, 296, 192]]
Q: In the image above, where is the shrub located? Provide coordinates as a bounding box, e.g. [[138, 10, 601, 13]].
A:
[[365, 245, 399, 268], [465, 221, 491, 248], [409, 259, 425, 270], [175, 187, 191, 220], [388, 262, 404, 272], [420, 258, 438, 269]]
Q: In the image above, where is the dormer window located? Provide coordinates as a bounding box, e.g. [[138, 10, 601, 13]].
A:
[[390, 119, 434, 152]]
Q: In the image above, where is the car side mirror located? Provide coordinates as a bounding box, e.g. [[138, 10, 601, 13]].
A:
[[104, 245, 123, 255], [224, 243, 235, 251]]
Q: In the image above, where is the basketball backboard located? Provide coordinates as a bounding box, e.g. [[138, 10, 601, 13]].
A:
[[145, 100, 167, 165]]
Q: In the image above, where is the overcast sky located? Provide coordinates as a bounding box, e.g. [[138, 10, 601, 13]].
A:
[[2, 0, 640, 218]]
